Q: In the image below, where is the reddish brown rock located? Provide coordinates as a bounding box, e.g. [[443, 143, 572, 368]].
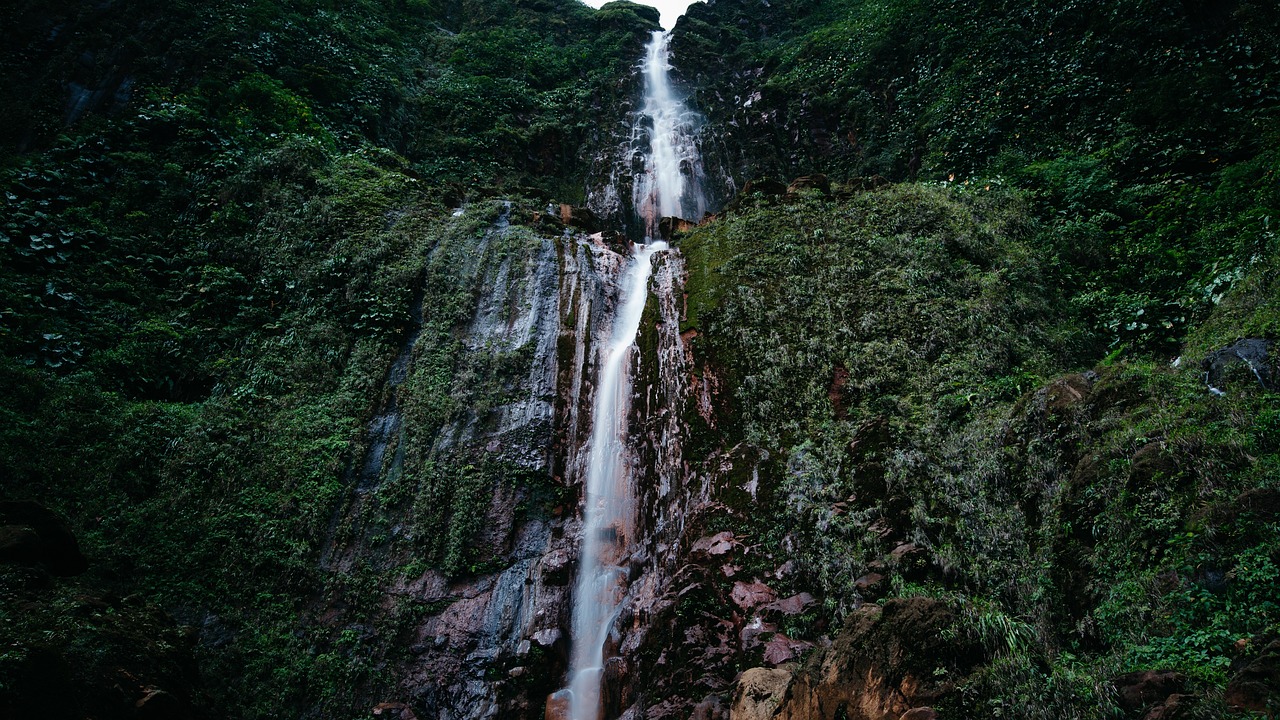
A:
[[731, 581, 777, 610], [854, 573, 885, 598], [762, 634, 812, 665], [763, 593, 816, 616], [659, 216, 697, 239], [730, 667, 792, 720], [1225, 634, 1280, 712], [888, 542, 921, 561], [898, 709, 937, 720], [767, 598, 985, 720], [1113, 670, 1186, 713], [786, 174, 830, 195], [1142, 694, 1193, 720], [546, 689, 572, 720], [692, 531, 738, 559], [559, 204, 599, 232]]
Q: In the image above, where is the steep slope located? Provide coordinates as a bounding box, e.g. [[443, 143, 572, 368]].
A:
[[0, 1, 663, 717], [1, 0, 1278, 718], [640, 0, 1280, 716], [656, 182, 1280, 718]]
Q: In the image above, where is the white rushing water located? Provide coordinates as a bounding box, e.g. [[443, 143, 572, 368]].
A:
[[631, 30, 706, 238], [565, 29, 705, 720], [567, 239, 666, 720]]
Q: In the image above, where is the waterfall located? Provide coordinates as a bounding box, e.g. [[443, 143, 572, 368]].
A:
[[631, 30, 706, 238], [566, 239, 665, 720], [562, 29, 706, 720]]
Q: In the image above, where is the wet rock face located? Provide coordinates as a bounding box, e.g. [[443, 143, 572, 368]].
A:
[[1202, 338, 1274, 392], [392, 236, 634, 719], [312, 208, 655, 719]]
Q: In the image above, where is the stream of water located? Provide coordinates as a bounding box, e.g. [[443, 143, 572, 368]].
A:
[[564, 29, 706, 720]]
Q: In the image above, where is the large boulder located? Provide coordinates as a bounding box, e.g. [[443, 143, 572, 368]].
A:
[[1225, 633, 1280, 713], [730, 667, 791, 720], [1112, 670, 1186, 715], [757, 597, 985, 720], [1202, 338, 1273, 392], [0, 501, 87, 576], [658, 216, 697, 240]]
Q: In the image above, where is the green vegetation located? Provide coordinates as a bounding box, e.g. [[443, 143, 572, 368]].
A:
[[2, 0, 1278, 716], [676, 179, 1280, 716], [677, 0, 1280, 351], [661, 6, 1279, 713], [0, 0, 656, 716]]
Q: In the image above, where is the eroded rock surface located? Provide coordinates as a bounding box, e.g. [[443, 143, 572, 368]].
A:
[[763, 598, 985, 720]]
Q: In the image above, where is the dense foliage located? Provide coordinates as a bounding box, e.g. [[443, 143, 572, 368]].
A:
[[0, 0, 657, 716], [675, 0, 1280, 353], [2, 0, 1278, 717], [663, 0, 1280, 714], [677, 182, 1280, 716]]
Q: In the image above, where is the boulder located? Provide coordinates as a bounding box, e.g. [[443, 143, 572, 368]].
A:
[[546, 689, 572, 720], [1041, 372, 1097, 413], [1112, 670, 1186, 714], [762, 593, 816, 616], [1202, 338, 1273, 392], [854, 573, 886, 600], [730, 667, 792, 720], [898, 709, 937, 720], [761, 634, 811, 665], [1142, 694, 1193, 720], [786, 175, 830, 195], [1225, 633, 1280, 712], [0, 501, 88, 576], [659, 216, 697, 240], [532, 628, 562, 648], [559, 204, 600, 232], [730, 580, 777, 610], [541, 548, 573, 585], [768, 598, 985, 720], [691, 531, 738, 560]]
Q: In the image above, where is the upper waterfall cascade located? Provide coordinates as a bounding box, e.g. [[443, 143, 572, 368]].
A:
[[563, 29, 708, 720], [631, 30, 707, 237]]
